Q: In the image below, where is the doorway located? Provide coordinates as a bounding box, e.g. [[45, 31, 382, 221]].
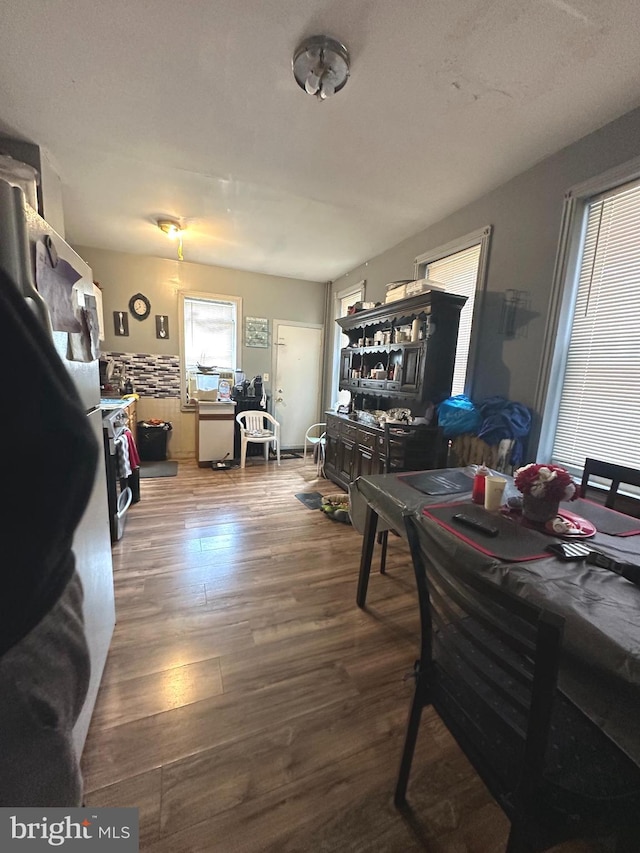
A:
[[272, 321, 324, 449]]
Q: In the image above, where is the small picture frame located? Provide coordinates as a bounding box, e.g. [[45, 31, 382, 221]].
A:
[[156, 315, 169, 339], [113, 310, 129, 336]]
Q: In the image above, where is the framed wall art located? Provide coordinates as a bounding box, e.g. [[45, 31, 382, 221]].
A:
[[113, 310, 129, 336], [245, 316, 269, 347], [156, 315, 169, 339]]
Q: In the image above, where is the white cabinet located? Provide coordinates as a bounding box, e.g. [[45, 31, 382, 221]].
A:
[[197, 401, 236, 465]]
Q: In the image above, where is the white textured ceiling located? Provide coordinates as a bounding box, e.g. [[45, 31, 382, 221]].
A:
[[1, 0, 639, 281]]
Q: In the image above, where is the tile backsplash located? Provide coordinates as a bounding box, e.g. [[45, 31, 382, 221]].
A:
[[105, 351, 181, 398]]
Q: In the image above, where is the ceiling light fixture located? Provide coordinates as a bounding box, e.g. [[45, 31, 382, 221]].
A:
[[292, 35, 350, 101], [157, 218, 184, 260]]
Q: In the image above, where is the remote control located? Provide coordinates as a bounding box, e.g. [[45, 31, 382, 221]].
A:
[[452, 513, 499, 537]]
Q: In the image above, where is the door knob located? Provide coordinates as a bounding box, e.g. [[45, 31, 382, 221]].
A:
[[276, 397, 284, 403]]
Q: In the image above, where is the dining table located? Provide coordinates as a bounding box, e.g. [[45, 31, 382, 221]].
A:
[[349, 467, 640, 766]]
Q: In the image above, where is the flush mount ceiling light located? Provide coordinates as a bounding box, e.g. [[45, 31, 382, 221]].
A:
[[157, 218, 184, 260], [157, 218, 182, 238], [292, 35, 350, 101]]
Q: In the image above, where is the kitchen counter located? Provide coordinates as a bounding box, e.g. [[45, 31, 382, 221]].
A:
[[197, 400, 236, 465], [99, 396, 136, 410], [100, 397, 138, 445]]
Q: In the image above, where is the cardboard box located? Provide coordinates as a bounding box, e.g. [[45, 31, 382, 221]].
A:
[[384, 284, 407, 303], [405, 278, 446, 297]]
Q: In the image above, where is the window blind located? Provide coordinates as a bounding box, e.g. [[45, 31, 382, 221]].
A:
[[552, 178, 640, 470], [426, 244, 481, 395], [184, 297, 237, 369]]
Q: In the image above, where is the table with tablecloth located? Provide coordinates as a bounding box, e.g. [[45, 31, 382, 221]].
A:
[[349, 468, 640, 765]]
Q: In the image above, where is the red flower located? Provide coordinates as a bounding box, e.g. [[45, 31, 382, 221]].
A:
[[514, 463, 577, 502]]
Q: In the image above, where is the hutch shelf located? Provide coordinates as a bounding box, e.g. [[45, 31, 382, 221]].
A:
[[324, 290, 466, 491]]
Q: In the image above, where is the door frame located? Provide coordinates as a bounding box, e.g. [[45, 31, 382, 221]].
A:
[[272, 320, 325, 444]]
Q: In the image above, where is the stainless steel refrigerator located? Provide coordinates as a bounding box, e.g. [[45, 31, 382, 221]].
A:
[[0, 179, 115, 755]]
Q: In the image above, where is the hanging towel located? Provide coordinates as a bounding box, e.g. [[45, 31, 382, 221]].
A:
[[124, 427, 140, 470], [115, 434, 132, 478]]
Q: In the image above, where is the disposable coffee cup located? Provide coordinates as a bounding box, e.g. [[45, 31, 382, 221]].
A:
[[484, 476, 507, 511]]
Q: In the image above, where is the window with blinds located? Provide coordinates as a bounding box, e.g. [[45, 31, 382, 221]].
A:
[[331, 282, 364, 404], [183, 295, 238, 370], [425, 244, 481, 396], [338, 286, 363, 347], [551, 178, 640, 470]]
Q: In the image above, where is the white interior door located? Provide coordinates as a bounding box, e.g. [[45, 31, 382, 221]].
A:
[[273, 322, 323, 449]]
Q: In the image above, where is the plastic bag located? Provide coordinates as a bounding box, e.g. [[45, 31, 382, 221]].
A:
[[437, 395, 482, 437]]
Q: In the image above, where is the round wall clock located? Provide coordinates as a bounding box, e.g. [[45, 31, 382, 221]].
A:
[[129, 292, 151, 321]]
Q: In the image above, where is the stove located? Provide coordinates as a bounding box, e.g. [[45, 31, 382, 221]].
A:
[[101, 405, 129, 439], [99, 400, 139, 541]]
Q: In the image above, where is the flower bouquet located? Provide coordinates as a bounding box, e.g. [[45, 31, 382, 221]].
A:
[[514, 463, 577, 523]]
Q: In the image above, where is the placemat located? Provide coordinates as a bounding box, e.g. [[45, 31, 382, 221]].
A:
[[422, 501, 551, 562], [139, 461, 178, 479], [295, 491, 324, 510], [400, 470, 473, 495], [568, 498, 640, 537]]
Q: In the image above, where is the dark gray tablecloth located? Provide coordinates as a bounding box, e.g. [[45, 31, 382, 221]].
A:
[[350, 469, 640, 764]]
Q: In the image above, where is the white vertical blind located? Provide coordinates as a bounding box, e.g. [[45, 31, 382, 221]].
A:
[[184, 297, 237, 369], [552, 178, 640, 470], [426, 244, 481, 395]]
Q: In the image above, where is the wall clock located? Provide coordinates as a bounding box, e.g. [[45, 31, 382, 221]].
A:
[[129, 292, 151, 321]]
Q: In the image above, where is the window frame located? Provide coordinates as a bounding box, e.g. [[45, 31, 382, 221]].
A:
[[535, 153, 640, 471], [179, 290, 243, 410], [330, 280, 365, 406], [414, 225, 492, 397]]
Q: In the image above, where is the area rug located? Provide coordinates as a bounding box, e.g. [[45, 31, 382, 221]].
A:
[[139, 461, 178, 479], [280, 451, 303, 459], [295, 491, 324, 510]]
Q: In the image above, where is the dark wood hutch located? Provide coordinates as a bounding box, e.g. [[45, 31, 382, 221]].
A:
[[324, 290, 467, 490]]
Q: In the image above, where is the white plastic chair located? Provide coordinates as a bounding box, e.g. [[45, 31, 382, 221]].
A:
[[304, 423, 326, 463], [303, 422, 327, 478], [236, 411, 281, 468]]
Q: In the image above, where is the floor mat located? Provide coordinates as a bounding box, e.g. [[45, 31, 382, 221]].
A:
[[280, 451, 302, 459], [140, 461, 178, 478], [295, 491, 324, 510]]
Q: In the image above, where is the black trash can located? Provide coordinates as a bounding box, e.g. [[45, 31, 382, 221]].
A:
[[137, 421, 172, 461]]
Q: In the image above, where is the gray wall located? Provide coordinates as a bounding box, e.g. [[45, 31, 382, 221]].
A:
[[329, 105, 640, 452], [76, 245, 326, 386]]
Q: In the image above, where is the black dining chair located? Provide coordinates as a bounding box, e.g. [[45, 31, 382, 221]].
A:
[[377, 423, 447, 574], [580, 457, 640, 510], [395, 511, 640, 852]]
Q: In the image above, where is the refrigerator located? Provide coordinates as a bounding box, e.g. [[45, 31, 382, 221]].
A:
[[0, 179, 115, 755]]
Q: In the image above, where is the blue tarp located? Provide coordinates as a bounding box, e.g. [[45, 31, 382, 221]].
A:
[[437, 395, 482, 437]]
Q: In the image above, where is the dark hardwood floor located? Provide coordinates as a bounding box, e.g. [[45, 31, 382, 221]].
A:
[[82, 458, 599, 852]]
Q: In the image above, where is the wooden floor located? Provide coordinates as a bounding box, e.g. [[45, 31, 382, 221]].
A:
[[82, 458, 600, 852]]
